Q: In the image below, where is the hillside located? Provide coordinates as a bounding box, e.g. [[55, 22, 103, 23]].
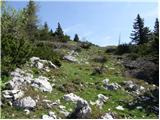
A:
[[1, 41, 158, 119], [1, 1, 159, 119]]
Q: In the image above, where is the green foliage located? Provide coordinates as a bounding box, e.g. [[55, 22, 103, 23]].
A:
[[130, 14, 151, 45], [39, 22, 51, 41], [115, 44, 131, 55], [64, 35, 71, 42], [24, 0, 38, 41], [79, 41, 92, 49], [54, 22, 67, 42], [32, 43, 61, 67], [1, 3, 33, 78]]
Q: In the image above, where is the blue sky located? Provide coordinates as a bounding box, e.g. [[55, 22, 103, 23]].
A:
[[7, 0, 158, 46]]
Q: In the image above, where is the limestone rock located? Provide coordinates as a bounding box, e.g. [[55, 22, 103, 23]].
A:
[[101, 113, 114, 119], [63, 55, 78, 62], [63, 93, 82, 103], [95, 94, 109, 109], [32, 76, 52, 92], [15, 96, 36, 109]]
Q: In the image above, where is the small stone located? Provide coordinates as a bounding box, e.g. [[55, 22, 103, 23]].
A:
[[24, 109, 30, 115], [42, 114, 54, 119], [136, 106, 143, 109], [101, 113, 113, 119], [48, 111, 57, 119], [116, 106, 124, 110]]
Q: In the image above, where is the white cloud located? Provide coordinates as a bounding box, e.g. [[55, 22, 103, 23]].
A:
[[63, 24, 83, 34]]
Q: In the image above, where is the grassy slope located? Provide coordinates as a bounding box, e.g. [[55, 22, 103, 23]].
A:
[[1, 42, 158, 119]]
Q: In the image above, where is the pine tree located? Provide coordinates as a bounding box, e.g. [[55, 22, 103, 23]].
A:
[[55, 22, 64, 41], [151, 18, 159, 54], [154, 18, 159, 37], [130, 14, 150, 45], [39, 22, 50, 40], [74, 34, 79, 42], [25, 0, 38, 41]]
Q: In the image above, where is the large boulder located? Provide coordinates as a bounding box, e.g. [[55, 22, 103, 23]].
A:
[[15, 96, 36, 109], [69, 99, 91, 119], [32, 76, 52, 92]]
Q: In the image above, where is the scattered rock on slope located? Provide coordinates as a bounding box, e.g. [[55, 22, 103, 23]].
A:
[[122, 80, 145, 94], [101, 112, 114, 119], [14, 96, 36, 109], [63, 55, 78, 63], [90, 94, 109, 109], [63, 93, 82, 103], [2, 90, 24, 100], [30, 57, 57, 71], [32, 76, 53, 92], [96, 94, 108, 109], [69, 99, 91, 119], [102, 79, 121, 90]]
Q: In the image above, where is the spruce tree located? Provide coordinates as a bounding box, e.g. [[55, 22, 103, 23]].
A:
[[151, 18, 159, 54], [55, 22, 64, 41], [25, 0, 38, 41], [39, 22, 50, 40], [130, 14, 150, 45], [74, 34, 79, 42], [154, 18, 159, 37]]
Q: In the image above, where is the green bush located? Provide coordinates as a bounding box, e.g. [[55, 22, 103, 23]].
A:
[[127, 53, 139, 60], [79, 41, 92, 49], [32, 43, 61, 67], [1, 35, 33, 77], [115, 44, 131, 55]]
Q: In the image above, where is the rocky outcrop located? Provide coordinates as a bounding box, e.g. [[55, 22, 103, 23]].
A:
[[6, 68, 33, 90], [123, 58, 158, 85], [30, 57, 57, 71], [2, 90, 24, 100], [122, 80, 145, 94], [4, 68, 52, 93]]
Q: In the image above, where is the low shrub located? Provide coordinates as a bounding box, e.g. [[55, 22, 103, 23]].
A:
[[79, 41, 92, 49], [32, 43, 61, 67], [115, 44, 131, 55], [93, 55, 107, 63]]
